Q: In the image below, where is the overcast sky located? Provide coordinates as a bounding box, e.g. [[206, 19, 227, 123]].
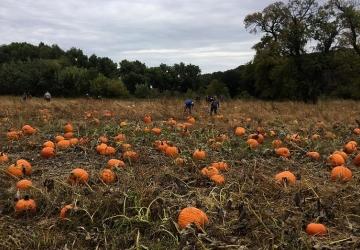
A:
[[0, 0, 275, 73]]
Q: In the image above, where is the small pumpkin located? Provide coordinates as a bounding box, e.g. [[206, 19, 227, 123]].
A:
[[16, 159, 32, 175], [0, 152, 9, 163], [275, 171, 296, 185], [193, 149, 206, 160], [114, 133, 126, 142], [55, 135, 65, 142], [43, 141, 55, 148], [103, 146, 116, 156], [178, 207, 208, 230], [331, 166, 352, 182], [16, 179, 32, 190], [333, 150, 347, 161], [96, 143, 108, 154], [107, 159, 125, 169], [143, 114, 152, 124], [64, 123, 74, 133], [57, 140, 71, 150], [41, 146, 55, 158], [167, 118, 177, 126], [275, 147, 290, 158], [165, 146, 179, 158], [344, 142, 357, 154], [247, 139, 259, 149], [353, 153, 360, 166], [272, 139, 282, 148], [121, 143, 132, 152], [68, 168, 89, 185], [60, 204, 74, 220], [7, 130, 22, 140], [306, 223, 327, 236], [328, 153, 345, 167], [235, 127, 246, 136], [211, 162, 229, 171], [7, 164, 24, 177], [201, 166, 219, 177], [69, 138, 79, 146], [151, 127, 162, 135], [248, 133, 264, 144], [123, 150, 139, 161], [187, 116, 196, 124], [100, 169, 117, 184], [354, 128, 360, 135], [15, 196, 36, 213], [22, 125, 36, 135], [209, 174, 225, 185], [306, 151, 320, 160], [63, 132, 74, 139]]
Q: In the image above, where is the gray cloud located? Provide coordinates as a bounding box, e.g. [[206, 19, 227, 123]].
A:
[[0, 0, 274, 73]]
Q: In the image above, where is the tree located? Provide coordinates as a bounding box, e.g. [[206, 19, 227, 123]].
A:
[[205, 80, 230, 97]]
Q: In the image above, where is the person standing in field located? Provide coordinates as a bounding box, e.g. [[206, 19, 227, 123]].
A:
[[210, 96, 220, 115], [44, 91, 51, 102], [184, 99, 194, 115]]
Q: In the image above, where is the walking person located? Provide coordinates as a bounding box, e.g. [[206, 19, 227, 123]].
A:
[[210, 97, 220, 116]]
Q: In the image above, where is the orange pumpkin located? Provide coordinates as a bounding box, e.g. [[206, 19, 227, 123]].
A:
[[344, 142, 357, 154], [306, 151, 320, 160], [272, 139, 282, 148], [68, 168, 89, 185], [41, 147, 55, 158], [114, 133, 126, 142], [333, 150, 348, 161], [275, 147, 290, 158], [247, 139, 259, 149], [235, 127, 246, 136], [121, 143, 132, 152], [143, 114, 152, 124], [63, 132, 74, 139], [211, 162, 229, 171], [16, 179, 32, 190], [96, 143, 108, 154], [248, 133, 264, 144], [16, 159, 32, 175], [331, 166, 352, 182], [43, 141, 55, 148], [193, 149, 206, 160], [178, 207, 208, 230], [328, 153, 345, 167], [151, 127, 162, 135], [354, 128, 360, 135], [57, 140, 71, 150], [107, 159, 125, 169], [306, 223, 327, 236], [201, 166, 219, 177], [209, 174, 225, 185], [69, 138, 79, 146], [167, 118, 177, 126], [55, 135, 65, 142], [165, 146, 179, 158], [22, 125, 36, 135], [60, 204, 74, 220], [0, 152, 9, 163], [275, 171, 296, 185], [7, 164, 24, 177], [15, 196, 36, 213], [123, 150, 139, 161], [104, 146, 116, 156], [64, 123, 74, 133], [353, 153, 360, 166], [100, 169, 117, 184], [7, 130, 22, 140], [187, 116, 196, 124]]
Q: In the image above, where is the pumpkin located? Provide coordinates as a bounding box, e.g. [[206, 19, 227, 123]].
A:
[[114, 133, 126, 142], [60, 204, 74, 220], [311, 134, 321, 140], [55, 135, 65, 142], [15, 196, 36, 213], [193, 149, 206, 160], [7, 164, 25, 177], [210, 174, 225, 185], [107, 159, 125, 169], [167, 118, 177, 126], [247, 139, 259, 149], [354, 128, 360, 135], [143, 114, 152, 124], [69, 138, 79, 146], [64, 132, 74, 139], [121, 143, 132, 152], [7, 130, 21, 140], [184, 122, 194, 129], [275, 171, 296, 185], [211, 162, 229, 171], [104, 146, 116, 156], [201, 166, 219, 177], [248, 133, 264, 144], [22, 125, 36, 135], [333, 150, 347, 161], [64, 123, 73, 133], [272, 139, 282, 148], [165, 146, 179, 158], [288, 133, 301, 142], [151, 127, 162, 135], [16, 159, 32, 175], [96, 143, 108, 154], [43, 141, 55, 148], [123, 150, 139, 161], [178, 207, 208, 230], [275, 148, 290, 158], [68, 168, 89, 185], [100, 169, 116, 184], [353, 153, 360, 166], [41, 146, 55, 158], [16, 179, 32, 190], [235, 127, 246, 136], [306, 151, 320, 160], [344, 142, 357, 154], [328, 153, 345, 167], [174, 157, 185, 166], [57, 140, 71, 150], [331, 166, 352, 182], [0, 152, 9, 163], [306, 223, 327, 236], [187, 116, 196, 124]]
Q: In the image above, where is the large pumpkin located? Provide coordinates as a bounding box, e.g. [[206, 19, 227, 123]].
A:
[[178, 207, 208, 230]]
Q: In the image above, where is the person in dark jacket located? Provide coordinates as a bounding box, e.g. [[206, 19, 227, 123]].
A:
[[210, 97, 220, 115]]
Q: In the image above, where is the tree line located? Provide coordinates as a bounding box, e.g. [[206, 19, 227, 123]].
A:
[[0, 0, 359, 101]]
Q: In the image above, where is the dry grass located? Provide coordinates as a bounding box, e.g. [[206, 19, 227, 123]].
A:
[[0, 96, 360, 249]]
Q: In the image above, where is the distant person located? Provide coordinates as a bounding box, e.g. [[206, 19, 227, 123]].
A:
[[210, 97, 220, 115], [44, 91, 51, 102], [184, 99, 194, 115]]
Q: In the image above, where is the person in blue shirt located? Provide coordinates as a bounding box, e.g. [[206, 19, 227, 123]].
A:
[[184, 99, 194, 115]]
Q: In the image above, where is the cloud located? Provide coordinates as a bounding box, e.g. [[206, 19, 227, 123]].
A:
[[0, 0, 274, 73]]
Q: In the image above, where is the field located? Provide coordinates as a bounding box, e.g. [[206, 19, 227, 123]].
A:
[[0, 96, 360, 250]]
